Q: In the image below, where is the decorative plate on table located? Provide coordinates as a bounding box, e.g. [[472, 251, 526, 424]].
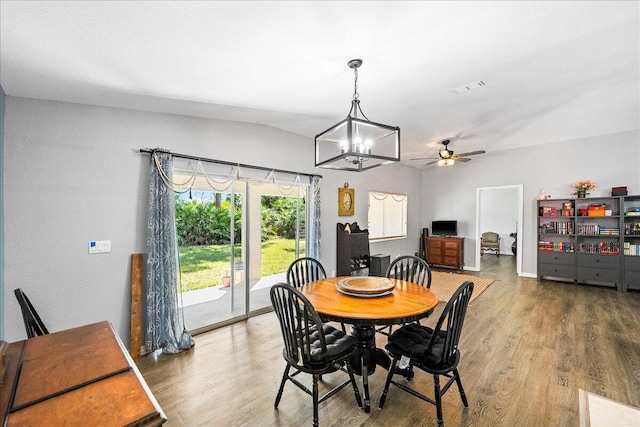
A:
[[337, 289, 394, 298], [336, 277, 395, 297]]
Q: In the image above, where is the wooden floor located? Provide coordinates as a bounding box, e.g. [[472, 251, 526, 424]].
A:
[[137, 256, 640, 426]]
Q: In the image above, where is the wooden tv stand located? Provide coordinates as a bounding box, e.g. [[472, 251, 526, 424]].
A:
[[426, 236, 464, 271]]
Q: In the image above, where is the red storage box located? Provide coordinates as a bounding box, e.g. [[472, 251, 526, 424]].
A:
[[612, 186, 628, 196]]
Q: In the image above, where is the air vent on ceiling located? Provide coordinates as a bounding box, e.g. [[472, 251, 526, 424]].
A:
[[453, 80, 486, 94]]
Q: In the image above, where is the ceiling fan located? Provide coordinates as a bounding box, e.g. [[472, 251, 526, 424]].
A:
[[411, 139, 486, 166]]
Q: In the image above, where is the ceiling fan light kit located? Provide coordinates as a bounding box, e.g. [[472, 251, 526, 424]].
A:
[[411, 139, 486, 167], [315, 59, 401, 172], [438, 158, 455, 166]]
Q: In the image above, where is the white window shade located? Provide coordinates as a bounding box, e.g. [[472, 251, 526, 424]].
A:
[[368, 191, 407, 240]]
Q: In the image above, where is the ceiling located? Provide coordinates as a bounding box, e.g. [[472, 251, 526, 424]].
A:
[[1, 1, 638, 168]]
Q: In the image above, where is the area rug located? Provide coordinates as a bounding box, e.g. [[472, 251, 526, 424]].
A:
[[430, 271, 495, 304]]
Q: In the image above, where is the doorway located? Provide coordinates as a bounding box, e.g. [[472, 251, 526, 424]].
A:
[[475, 185, 523, 275]]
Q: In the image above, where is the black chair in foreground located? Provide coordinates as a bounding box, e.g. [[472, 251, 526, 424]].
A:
[[377, 255, 432, 337], [270, 283, 362, 427], [14, 288, 49, 338], [379, 281, 474, 427]]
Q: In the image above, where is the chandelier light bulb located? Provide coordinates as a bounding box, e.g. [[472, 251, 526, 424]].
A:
[[340, 140, 349, 152]]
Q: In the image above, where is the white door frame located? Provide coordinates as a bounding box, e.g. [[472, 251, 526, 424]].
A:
[[475, 184, 523, 275]]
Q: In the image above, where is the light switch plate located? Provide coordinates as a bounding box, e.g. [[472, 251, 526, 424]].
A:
[[89, 240, 111, 254]]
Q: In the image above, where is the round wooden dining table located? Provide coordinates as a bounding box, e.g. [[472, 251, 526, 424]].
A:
[[299, 276, 439, 412]]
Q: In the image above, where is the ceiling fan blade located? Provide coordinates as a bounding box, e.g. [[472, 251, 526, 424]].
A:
[[453, 157, 472, 162], [425, 160, 440, 166], [410, 157, 439, 161], [456, 150, 486, 157]]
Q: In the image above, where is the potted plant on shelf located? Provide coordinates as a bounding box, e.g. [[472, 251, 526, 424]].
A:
[[572, 180, 596, 198]]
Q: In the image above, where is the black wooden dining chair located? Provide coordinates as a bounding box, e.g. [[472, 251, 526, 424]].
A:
[[270, 283, 362, 427], [286, 257, 327, 288], [386, 255, 432, 288], [377, 255, 432, 337], [379, 281, 474, 427], [287, 257, 347, 333], [14, 288, 49, 338]]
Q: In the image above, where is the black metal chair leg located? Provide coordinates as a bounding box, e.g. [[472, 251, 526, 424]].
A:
[[453, 368, 468, 407], [274, 365, 290, 408], [379, 357, 398, 408], [433, 374, 444, 427], [312, 374, 319, 427]]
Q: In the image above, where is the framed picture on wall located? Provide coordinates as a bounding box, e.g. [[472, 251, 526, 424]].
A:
[[338, 187, 354, 216]]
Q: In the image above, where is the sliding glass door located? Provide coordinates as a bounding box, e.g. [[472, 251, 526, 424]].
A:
[[247, 184, 306, 314], [174, 163, 308, 332], [176, 181, 247, 332]]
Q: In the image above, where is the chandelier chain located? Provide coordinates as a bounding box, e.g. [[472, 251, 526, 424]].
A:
[[353, 67, 359, 100]]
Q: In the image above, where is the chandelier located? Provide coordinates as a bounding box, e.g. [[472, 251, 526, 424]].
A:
[[315, 59, 400, 172]]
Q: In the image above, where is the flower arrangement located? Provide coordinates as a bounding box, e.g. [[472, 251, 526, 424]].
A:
[[572, 180, 596, 197]]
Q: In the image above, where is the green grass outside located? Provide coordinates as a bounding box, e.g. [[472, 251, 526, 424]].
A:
[[178, 238, 305, 292]]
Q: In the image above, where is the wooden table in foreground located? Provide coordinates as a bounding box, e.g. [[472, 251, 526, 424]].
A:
[[300, 277, 439, 412], [0, 321, 166, 426]]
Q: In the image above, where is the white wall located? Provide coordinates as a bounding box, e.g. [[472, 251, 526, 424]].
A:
[[1, 96, 423, 342], [4, 96, 638, 342], [320, 162, 424, 276], [421, 131, 640, 276]]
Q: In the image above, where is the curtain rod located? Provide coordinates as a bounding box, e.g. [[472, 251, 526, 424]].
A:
[[139, 148, 322, 179]]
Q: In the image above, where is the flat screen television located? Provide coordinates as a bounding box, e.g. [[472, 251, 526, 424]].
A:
[[431, 220, 458, 237]]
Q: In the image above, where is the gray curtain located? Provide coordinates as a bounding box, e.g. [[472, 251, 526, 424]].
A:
[[308, 175, 321, 259], [145, 150, 195, 354]]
